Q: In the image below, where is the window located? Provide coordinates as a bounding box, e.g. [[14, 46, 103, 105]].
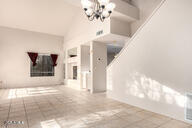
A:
[[30, 55, 54, 77]]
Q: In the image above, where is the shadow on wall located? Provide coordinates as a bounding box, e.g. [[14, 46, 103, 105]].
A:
[[107, 71, 185, 108]]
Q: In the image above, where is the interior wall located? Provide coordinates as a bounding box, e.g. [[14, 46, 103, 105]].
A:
[[63, 10, 110, 50], [63, 9, 110, 89], [0, 0, 79, 36], [0, 27, 64, 88], [81, 45, 90, 72], [80, 45, 91, 89], [91, 42, 107, 93], [110, 18, 131, 37], [130, 0, 162, 35], [107, 0, 192, 122], [65, 46, 81, 89]]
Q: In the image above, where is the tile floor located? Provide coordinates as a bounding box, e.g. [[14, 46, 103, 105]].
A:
[[0, 86, 191, 128]]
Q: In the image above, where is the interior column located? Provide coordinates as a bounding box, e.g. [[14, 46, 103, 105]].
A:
[[90, 41, 107, 93]]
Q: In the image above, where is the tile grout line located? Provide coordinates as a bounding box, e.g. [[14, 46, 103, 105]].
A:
[[27, 88, 47, 127], [5, 89, 13, 128], [155, 118, 174, 128], [33, 95, 47, 120], [22, 88, 29, 128]]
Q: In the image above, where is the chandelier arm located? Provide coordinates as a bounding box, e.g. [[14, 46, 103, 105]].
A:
[[100, 16, 104, 22], [103, 10, 111, 19], [84, 11, 88, 16], [84, 8, 95, 18], [84, 11, 90, 17], [105, 13, 111, 19], [101, 5, 104, 14], [88, 15, 95, 21], [100, 6, 105, 21], [100, 9, 104, 21], [89, 10, 96, 18]]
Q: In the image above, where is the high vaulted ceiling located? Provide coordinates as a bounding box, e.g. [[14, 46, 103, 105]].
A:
[[0, 0, 80, 36], [0, 0, 138, 36]]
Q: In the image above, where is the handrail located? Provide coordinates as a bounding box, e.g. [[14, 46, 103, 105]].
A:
[[107, 0, 167, 69]]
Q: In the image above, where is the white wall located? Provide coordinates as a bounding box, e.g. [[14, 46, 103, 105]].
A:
[[107, 0, 192, 122], [0, 27, 64, 88], [110, 18, 131, 37], [63, 10, 133, 50], [81, 45, 90, 72], [64, 9, 110, 49], [80, 45, 90, 89], [91, 42, 107, 93], [65, 46, 81, 90], [130, 0, 162, 35], [0, 0, 79, 36], [111, 0, 139, 21]]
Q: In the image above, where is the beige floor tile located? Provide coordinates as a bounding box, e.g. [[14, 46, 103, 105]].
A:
[[120, 114, 144, 124], [0, 86, 191, 128], [134, 119, 159, 128], [158, 119, 190, 128], [146, 115, 171, 125], [103, 118, 130, 128]]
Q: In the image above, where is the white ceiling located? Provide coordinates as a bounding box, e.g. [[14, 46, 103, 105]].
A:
[[0, 0, 137, 36], [94, 33, 129, 53], [0, 0, 80, 36], [94, 33, 129, 46]]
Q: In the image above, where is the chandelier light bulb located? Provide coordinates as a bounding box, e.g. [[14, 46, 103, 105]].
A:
[[106, 3, 116, 11], [86, 8, 93, 16], [102, 10, 109, 17], [81, 0, 93, 9]]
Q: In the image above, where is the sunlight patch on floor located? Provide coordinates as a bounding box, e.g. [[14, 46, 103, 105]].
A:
[[7, 87, 60, 99], [41, 119, 61, 128]]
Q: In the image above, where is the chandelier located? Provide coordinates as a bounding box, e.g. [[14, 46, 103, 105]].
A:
[[81, 0, 116, 22]]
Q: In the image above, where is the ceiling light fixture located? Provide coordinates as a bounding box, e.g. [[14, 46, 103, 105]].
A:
[[81, 0, 116, 22]]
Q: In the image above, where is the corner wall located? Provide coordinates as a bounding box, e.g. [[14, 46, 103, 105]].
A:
[[107, 0, 192, 122], [0, 27, 64, 88], [130, 0, 162, 35]]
